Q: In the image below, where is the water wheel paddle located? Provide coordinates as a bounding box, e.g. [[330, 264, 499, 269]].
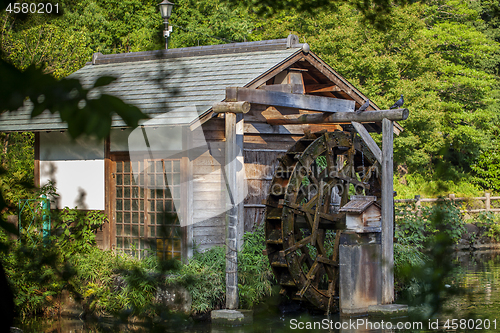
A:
[[264, 130, 381, 313]]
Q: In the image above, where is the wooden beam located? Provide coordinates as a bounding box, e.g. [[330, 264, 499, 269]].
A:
[[351, 121, 382, 164], [305, 84, 341, 93], [266, 109, 409, 125], [381, 118, 394, 304], [226, 87, 355, 113], [258, 84, 303, 94], [213, 101, 250, 114]]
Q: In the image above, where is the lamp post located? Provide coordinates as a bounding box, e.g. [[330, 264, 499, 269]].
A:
[[159, 0, 175, 50]]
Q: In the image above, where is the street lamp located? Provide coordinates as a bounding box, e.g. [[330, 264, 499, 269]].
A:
[[159, 0, 175, 50]]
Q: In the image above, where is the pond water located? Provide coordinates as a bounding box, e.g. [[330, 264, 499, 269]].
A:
[[13, 250, 500, 333]]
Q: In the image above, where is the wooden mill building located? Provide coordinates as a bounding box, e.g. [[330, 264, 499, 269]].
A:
[[0, 34, 395, 261]]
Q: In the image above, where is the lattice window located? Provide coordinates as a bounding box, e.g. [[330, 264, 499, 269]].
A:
[[147, 160, 181, 260], [114, 158, 181, 260]]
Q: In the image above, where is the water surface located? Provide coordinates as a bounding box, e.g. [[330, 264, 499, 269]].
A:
[[14, 250, 500, 332]]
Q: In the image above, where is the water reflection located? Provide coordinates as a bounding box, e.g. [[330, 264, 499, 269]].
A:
[[442, 251, 500, 326], [14, 251, 500, 333]]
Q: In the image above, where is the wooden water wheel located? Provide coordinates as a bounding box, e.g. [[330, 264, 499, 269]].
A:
[[264, 130, 381, 313]]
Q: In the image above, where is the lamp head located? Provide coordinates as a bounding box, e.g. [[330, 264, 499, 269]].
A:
[[159, 0, 175, 20]]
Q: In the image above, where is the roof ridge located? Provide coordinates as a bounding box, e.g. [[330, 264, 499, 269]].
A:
[[89, 34, 304, 66]]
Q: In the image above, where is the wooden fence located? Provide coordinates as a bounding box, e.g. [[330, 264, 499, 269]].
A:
[[395, 193, 500, 214]]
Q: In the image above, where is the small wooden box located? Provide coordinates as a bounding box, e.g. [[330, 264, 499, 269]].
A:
[[339, 196, 381, 233]]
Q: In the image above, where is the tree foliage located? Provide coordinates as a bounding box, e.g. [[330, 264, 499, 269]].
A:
[[246, 0, 500, 187]]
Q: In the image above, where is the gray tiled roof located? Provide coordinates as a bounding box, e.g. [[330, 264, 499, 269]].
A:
[[0, 38, 302, 131]]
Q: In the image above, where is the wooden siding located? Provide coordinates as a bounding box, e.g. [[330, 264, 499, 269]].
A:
[[190, 119, 227, 252]]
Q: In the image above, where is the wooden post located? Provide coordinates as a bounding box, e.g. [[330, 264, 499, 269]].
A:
[[415, 195, 422, 217], [381, 118, 394, 304], [224, 112, 244, 310], [486, 192, 491, 212]]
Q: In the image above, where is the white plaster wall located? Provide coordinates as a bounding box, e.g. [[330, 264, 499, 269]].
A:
[[40, 132, 105, 210], [110, 128, 133, 152], [127, 126, 183, 152]]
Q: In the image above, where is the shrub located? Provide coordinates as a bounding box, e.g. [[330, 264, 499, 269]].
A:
[[166, 246, 226, 314], [474, 211, 500, 242], [238, 223, 275, 308], [395, 200, 465, 246], [50, 208, 108, 256]]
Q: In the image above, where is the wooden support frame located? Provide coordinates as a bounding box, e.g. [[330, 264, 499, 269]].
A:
[[226, 87, 355, 113], [381, 118, 394, 304], [266, 109, 408, 125]]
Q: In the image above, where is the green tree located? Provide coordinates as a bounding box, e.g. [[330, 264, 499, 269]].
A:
[[0, 11, 91, 78], [169, 0, 256, 47], [251, 1, 500, 185], [61, 0, 163, 54]]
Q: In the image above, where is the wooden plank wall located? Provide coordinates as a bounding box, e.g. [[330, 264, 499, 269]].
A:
[[244, 148, 283, 232], [191, 118, 226, 252]]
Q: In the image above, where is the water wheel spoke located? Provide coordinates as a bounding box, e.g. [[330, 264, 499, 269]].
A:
[[310, 185, 322, 245], [315, 240, 336, 280], [331, 231, 342, 262], [300, 243, 315, 268], [299, 252, 307, 266], [326, 280, 335, 315], [327, 231, 342, 293], [338, 159, 351, 177], [302, 192, 319, 211], [326, 167, 370, 190], [324, 132, 336, 176], [297, 259, 321, 298], [291, 204, 343, 223], [308, 169, 320, 188], [283, 235, 312, 256], [361, 162, 379, 183], [317, 255, 338, 267]]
